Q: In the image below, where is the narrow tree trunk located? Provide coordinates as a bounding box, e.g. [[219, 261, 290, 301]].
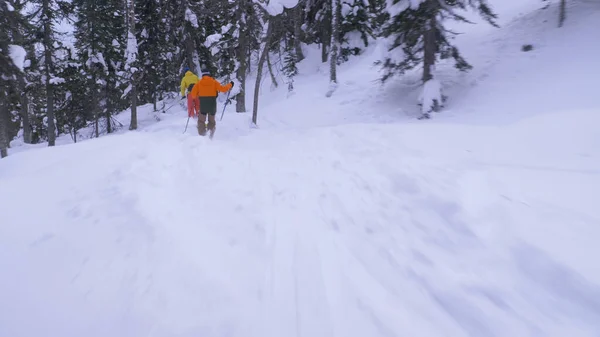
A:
[[558, 0, 566, 27], [130, 80, 137, 130], [321, 7, 331, 63], [422, 13, 437, 83], [236, 2, 248, 113], [128, 0, 137, 130], [87, 2, 99, 138], [93, 76, 99, 137], [293, 4, 305, 61], [43, 0, 56, 146], [326, 0, 339, 97], [105, 81, 113, 133], [266, 51, 278, 88], [329, 0, 339, 84], [93, 73, 99, 137], [17, 75, 31, 143], [252, 21, 275, 125], [0, 98, 8, 158]]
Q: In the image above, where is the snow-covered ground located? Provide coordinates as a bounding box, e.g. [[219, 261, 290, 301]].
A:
[[2, 0, 600, 336]]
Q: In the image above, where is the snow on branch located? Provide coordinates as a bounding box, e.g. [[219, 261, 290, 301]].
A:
[[8, 45, 26, 72], [185, 8, 199, 28], [255, 0, 299, 16], [386, 0, 424, 16], [125, 30, 138, 73]]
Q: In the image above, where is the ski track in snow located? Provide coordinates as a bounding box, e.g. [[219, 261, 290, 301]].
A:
[[2, 0, 600, 336], [4, 107, 600, 336]]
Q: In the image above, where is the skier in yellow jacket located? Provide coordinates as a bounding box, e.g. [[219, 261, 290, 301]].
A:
[[180, 67, 199, 118]]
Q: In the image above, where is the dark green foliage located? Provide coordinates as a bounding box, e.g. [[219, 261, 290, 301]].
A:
[[283, 45, 299, 92], [73, 0, 126, 135], [380, 0, 498, 82], [339, 0, 371, 61]]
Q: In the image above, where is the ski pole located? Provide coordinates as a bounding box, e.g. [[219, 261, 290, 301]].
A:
[[220, 90, 232, 121], [183, 116, 190, 133]]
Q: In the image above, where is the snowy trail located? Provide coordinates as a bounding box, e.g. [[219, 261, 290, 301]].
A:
[[3, 0, 600, 335], [2, 108, 600, 337]]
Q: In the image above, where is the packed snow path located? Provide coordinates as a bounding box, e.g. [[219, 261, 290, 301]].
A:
[[1, 108, 600, 337], [2, 0, 600, 335]]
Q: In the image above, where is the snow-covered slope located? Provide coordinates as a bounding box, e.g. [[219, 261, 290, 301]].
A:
[[2, 1, 600, 337], [2, 107, 599, 337]]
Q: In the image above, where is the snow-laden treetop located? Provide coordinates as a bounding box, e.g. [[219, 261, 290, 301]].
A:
[[258, 0, 299, 16]]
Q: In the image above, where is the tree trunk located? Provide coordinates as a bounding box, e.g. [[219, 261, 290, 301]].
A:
[[236, 1, 248, 113], [558, 0, 566, 27], [252, 20, 275, 125], [266, 51, 278, 88], [130, 80, 137, 130], [17, 74, 31, 143], [43, 0, 56, 146], [88, 1, 99, 138], [293, 4, 305, 61], [321, 7, 331, 63], [128, 0, 138, 130], [0, 98, 8, 158], [329, 0, 339, 84], [93, 75, 99, 137], [325, 0, 339, 97], [106, 81, 113, 133], [422, 12, 437, 83]]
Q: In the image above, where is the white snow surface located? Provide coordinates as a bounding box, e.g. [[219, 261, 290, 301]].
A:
[[2, 1, 600, 337]]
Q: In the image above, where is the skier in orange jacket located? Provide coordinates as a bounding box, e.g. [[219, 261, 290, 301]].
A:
[[190, 70, 234, 136]]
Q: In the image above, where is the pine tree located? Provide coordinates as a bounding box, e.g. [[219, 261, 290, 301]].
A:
[[125, 0, 139, 130], [282, 44, 299, 95], [0, 0, 23, 157], [198, 0, 236, 78], [338, 0, 371, 61], [305, 0, 333, 63], [136, 0, 171, 108], [6, 0, 33, 144], [232, 0, 264, 112], [73, 0, 126, 137], [29, 0, 69, 146], [55, 48, 88, 143], [380, 0, 497, 118], [291, 1, 306, 61], [153, 0, 187, 99]]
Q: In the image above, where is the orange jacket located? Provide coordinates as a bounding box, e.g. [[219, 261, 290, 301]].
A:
[[191, 75, 232, 98]]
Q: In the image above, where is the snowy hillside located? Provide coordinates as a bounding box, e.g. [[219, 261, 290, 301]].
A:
[[1, 0, 600, 337]]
